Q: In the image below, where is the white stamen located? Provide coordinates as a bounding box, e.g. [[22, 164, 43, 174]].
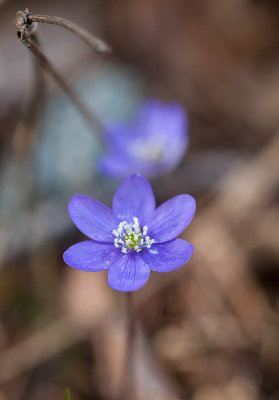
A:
[[112, 217, 155, 253]]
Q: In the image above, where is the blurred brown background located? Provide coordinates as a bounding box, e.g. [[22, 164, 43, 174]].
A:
[[0, 0, 279, 399]]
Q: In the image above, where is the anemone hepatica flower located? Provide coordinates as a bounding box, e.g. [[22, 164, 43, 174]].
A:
[[98, 99, 188, 178], [63, 174, 195, 292]]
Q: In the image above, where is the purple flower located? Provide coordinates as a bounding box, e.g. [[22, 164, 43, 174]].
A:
[[98, 99, 188, 178], [63, 174, 196, 292]]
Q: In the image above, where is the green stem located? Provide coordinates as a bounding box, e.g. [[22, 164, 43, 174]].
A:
[[65, 387, 71, 400], [122, 292, 136, 400]]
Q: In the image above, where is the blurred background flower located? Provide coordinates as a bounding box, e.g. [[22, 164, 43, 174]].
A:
[[98, 99, 188, 178]]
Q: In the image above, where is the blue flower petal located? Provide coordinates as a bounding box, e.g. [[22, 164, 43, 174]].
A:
[[98, 153, 169, 179], [98, 154, 139, 178], [113, 174, 155, 223], [69, 195, 117, 242], [63, 241, 120, 271], [148, 194, 196, 243], [137, 100, 188, 166], [138, 100, 187, 140], [141, 239, 193, 272], [107, 252, 150, 292], [98, 100, 188, 179]]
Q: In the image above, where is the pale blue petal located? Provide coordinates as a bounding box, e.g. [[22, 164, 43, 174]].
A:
[[113, 174, 155, 223], [107, 252, 150, 292], [69, 195, 117, 242], [63, 241, 120, 271], [148, 194, 196, 242], [141, 239, 193, 272]]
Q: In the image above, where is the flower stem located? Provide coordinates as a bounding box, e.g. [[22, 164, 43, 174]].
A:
[[123, 292, 136, 400], [65, 387, 71, 400]]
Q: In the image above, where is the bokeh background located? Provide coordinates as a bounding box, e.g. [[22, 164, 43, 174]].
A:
[[0, 0, 279, 399]]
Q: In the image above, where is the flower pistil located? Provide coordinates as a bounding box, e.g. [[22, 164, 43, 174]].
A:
[[113, 217, 155, 253]]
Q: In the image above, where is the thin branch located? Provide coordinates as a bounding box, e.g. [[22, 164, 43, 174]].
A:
[[12, 34, 45, 155], [27, 36, 102, 132], [28, 13, 111, 55], [16, 10, 103, 133]]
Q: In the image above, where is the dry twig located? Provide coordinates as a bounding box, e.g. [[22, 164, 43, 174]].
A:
[[16, 9, 110, 134]]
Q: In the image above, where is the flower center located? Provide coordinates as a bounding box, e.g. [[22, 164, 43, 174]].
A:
[[139, 144, 163, 161], [113, 217, 155, 253], [132, 139, 164, 162]]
